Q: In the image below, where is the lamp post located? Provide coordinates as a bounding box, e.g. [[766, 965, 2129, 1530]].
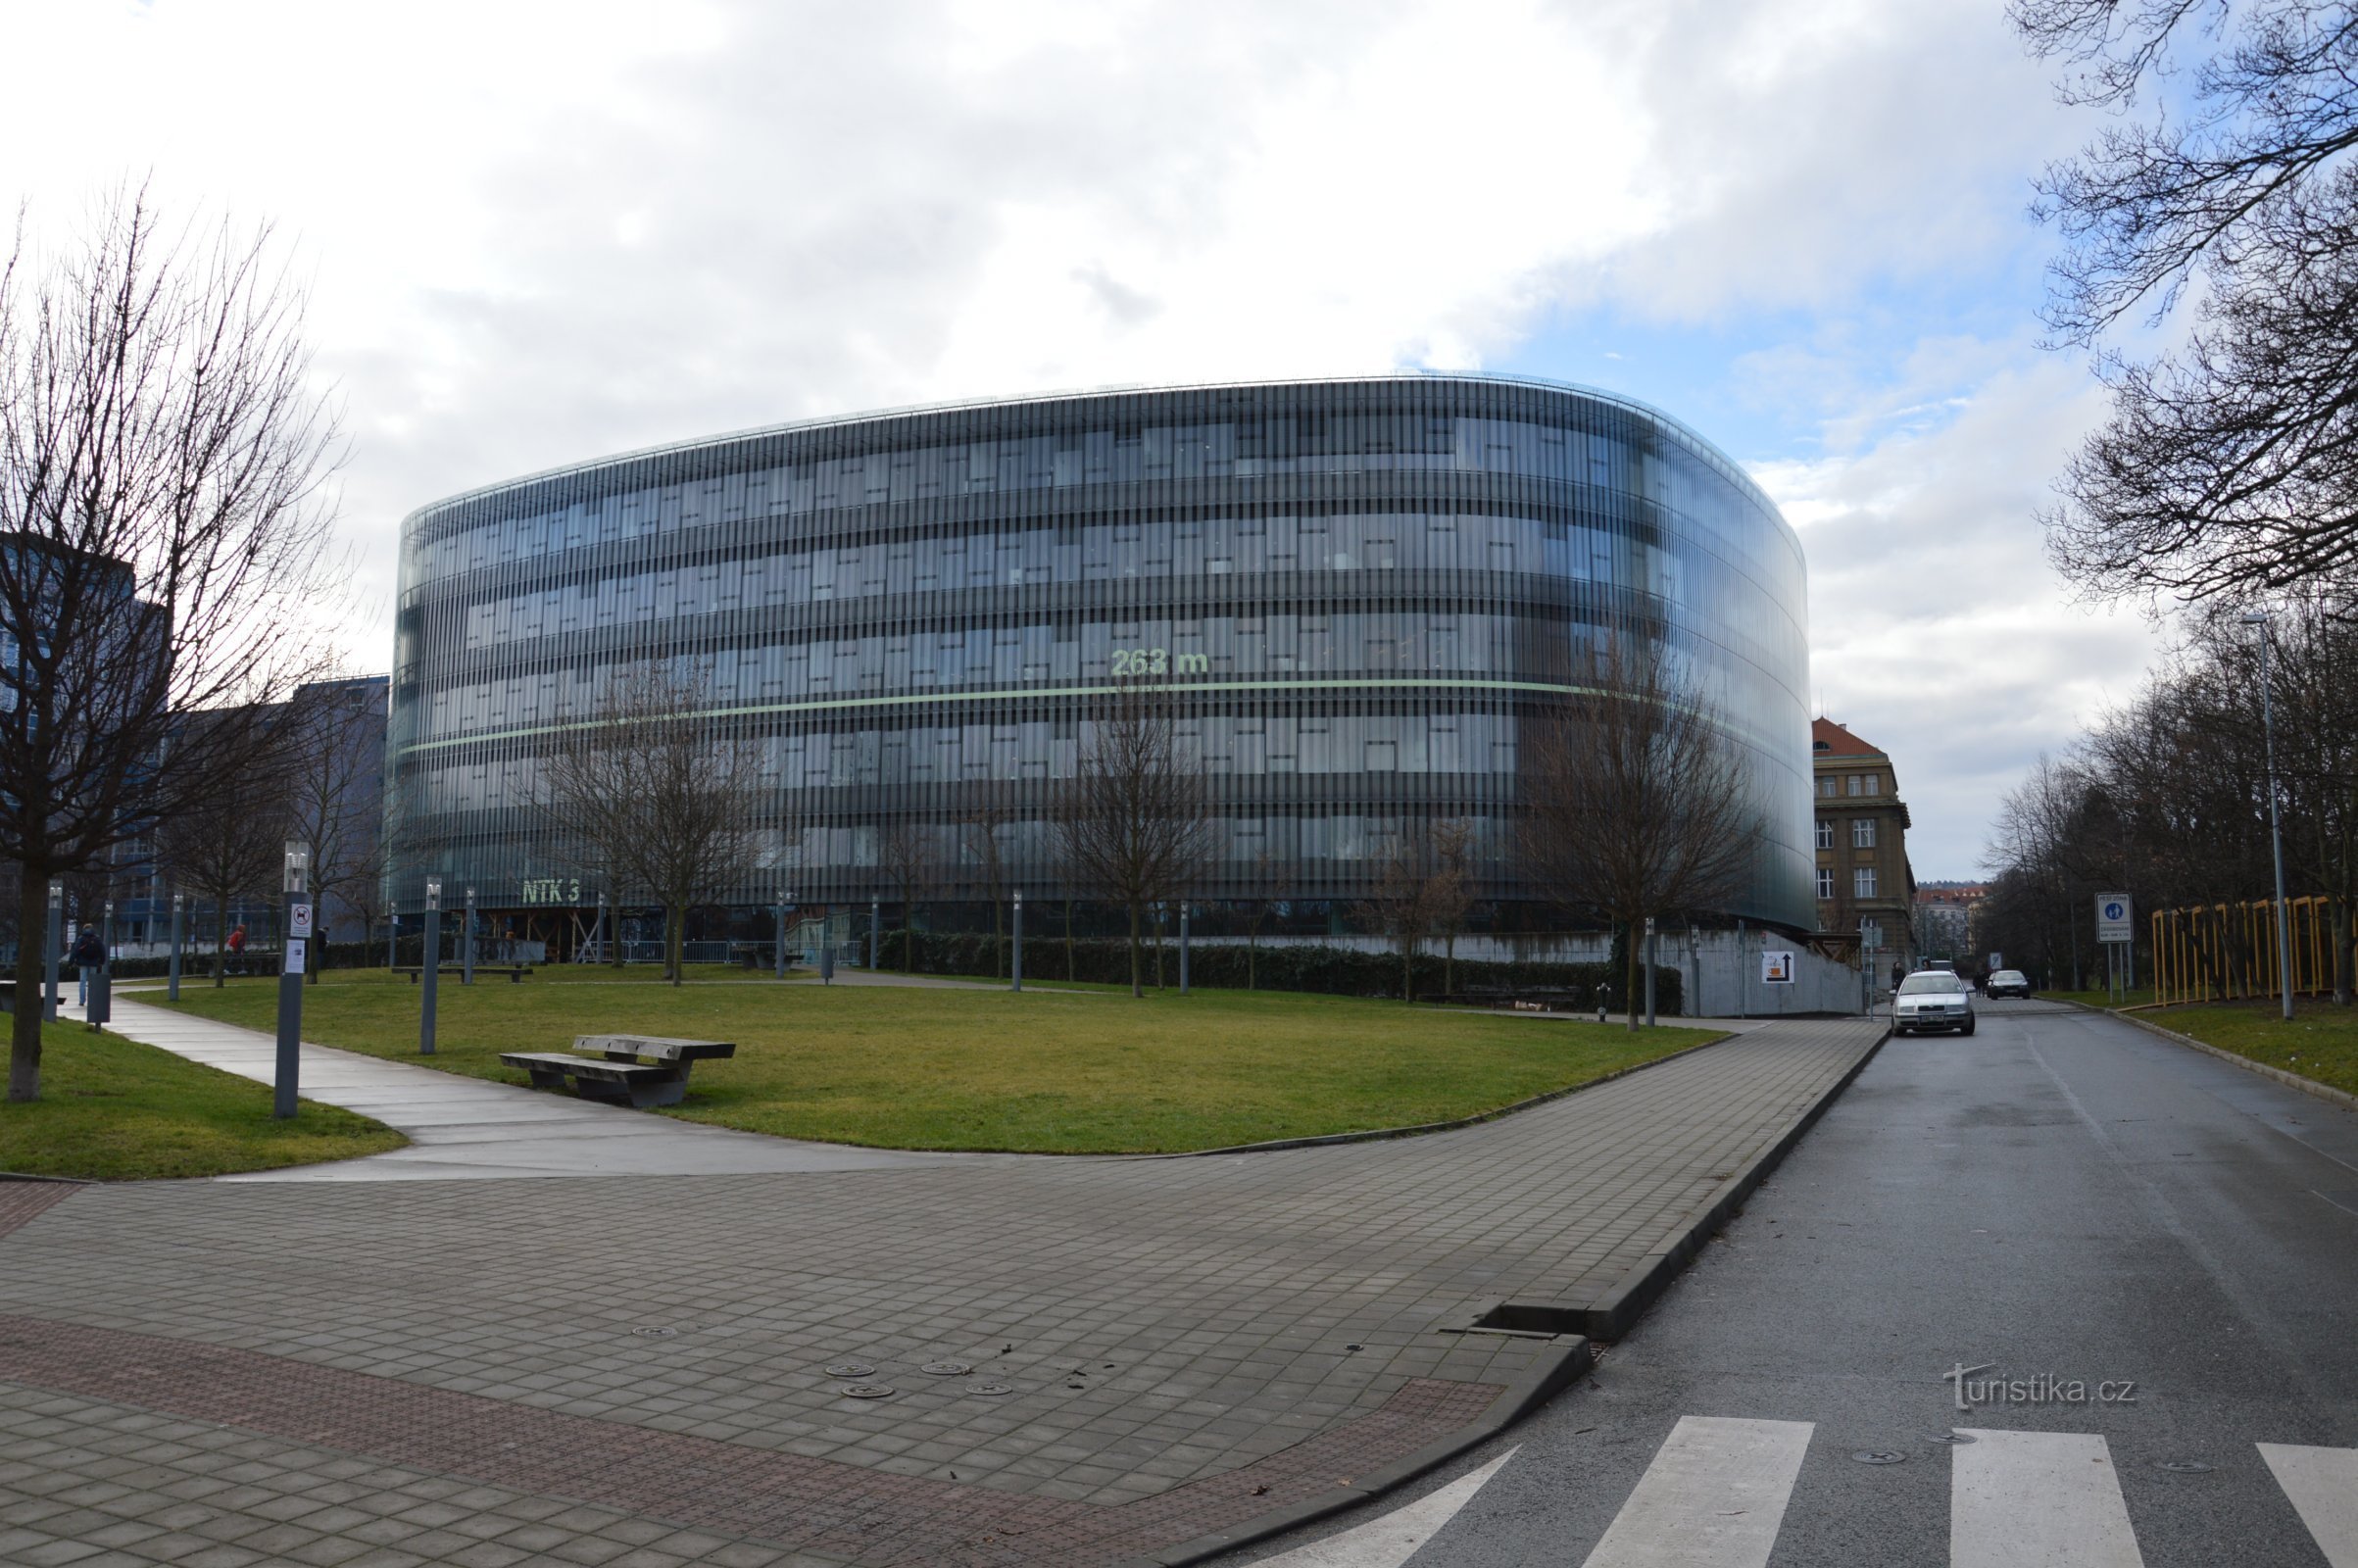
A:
[[463, 888, 476, 986], [275, 841, 312, 1118], [2242, 609, 2297, 1021], [594, 891, 608, 965], [1178, 903, 1190, 995], [870, 900, 881, 970], [42, 881, 60, 1022], [168, 892, 185, 1003], [420, 879, 441, 1055], [775, 890, 792, 978], [387, 909, 398, 970], [1011, 890, 1023, 993]]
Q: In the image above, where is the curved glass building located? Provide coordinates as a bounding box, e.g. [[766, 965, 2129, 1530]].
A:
[[389, 375, 1814, 936]]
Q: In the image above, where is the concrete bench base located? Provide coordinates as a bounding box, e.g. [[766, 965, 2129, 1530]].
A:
[[396, 967, 532, 984], [500, 1052, 686, 1109]]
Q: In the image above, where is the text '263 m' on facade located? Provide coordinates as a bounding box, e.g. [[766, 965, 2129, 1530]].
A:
[[389, 374, 1814, 951]]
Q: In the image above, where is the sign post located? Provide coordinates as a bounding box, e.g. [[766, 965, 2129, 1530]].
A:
[[2096, 893, 2133, 1004], [274, 842, 312, 1118]]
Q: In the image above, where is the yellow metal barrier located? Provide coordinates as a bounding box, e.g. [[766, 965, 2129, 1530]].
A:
[[2149, 896, 2342, 1005]]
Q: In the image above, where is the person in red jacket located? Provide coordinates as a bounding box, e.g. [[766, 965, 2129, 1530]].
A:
[[226, 923, 247, 974]]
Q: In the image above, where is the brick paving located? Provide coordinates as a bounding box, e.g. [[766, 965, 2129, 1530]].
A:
[[0, 1017, 1882, 1565]]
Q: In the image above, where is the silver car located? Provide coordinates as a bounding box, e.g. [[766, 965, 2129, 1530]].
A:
[[1894, 971, 1977, 1035]]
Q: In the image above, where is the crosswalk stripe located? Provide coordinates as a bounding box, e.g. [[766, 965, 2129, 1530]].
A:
[[1580, 1415, 1814, 1568], [1251, 1447, 1519, 1567], [1951, 1428, 2143, 1567], [2260, 1444, 2358, 1567]]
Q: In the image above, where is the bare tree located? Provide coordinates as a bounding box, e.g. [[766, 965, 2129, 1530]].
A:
[[1350, 835, 1448, 1003], [876, 820, 938, 971], [1430, 818, 1476, 997], [1, 190, 341, 1099], [961, 801, 1010, 977], [535, 664, 760, 985], [282, 677, 387, 983], [1053, 681, 1216, 998], [2015, 0, 2358, 603], [154, 710, 295, 985], [1516, 640, 1760, 1028]]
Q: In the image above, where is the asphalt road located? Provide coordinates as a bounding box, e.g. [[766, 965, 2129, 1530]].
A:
[[1226, 1000, 2358, 1566]]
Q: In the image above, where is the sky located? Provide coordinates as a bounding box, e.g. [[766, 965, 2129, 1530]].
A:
[[0, 0, 2177, 879]]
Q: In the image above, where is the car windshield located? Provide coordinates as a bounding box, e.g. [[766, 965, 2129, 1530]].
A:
[[1898, 974, 1964, 995], [1993, 970, 2026, 984]]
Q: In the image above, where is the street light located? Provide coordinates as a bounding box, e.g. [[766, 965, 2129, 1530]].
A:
[[168, 892, 185, 1003], [463, 887, 477, 987], [275, 840, 312, 1118], [1011, 889, 1023, 993], [775, 888, 793, 979], [2242, 610, 2296, 1021], [88, 898, 115, 1029], [420, 877, 442, 1055]]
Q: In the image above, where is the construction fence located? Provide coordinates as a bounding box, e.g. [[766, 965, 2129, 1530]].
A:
[[2149, 896, 2346, 1005]]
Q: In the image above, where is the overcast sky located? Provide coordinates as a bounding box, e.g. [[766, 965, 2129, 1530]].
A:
[[0, 0, 2173, 879]]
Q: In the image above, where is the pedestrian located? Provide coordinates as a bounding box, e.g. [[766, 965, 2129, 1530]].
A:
[[1890, 958, 1905, 992], [226, 922, 247, 974], [71, 924, 104, 1007], [502, 919, 518, 964]]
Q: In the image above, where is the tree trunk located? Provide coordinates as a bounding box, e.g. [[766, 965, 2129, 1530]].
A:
[[1624, 918, 1643, 1030], [1401, 935, 1413, 1004], [1064, 899, 1075, 982], [1445, 932, 1455, 999], [666, 905, 684, 985], [1127, 903, 1144, 998], [1154, 911, 1165, 990], [9, 861, 47, 1102]]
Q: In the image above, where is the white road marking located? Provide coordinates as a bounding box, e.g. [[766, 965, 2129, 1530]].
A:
[[2260, 1444, 2358, 1567], [1951, 1428, 2143, 1568], [1580, 1415, 1814, 1568], [1250, 1447, 1519, 1567]]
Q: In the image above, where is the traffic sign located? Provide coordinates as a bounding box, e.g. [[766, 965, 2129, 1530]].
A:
[[289, 902, 314, 940], [2095, 894, 2133, 944], [1761, 950, 1795, 985]]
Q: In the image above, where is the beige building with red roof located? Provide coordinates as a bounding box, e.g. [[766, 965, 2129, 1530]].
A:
[[1812, 717, 1916, 974]]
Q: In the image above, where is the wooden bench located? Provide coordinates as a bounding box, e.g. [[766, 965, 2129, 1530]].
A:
[[499, 1034, 737, 1109], [394, 965, 532, 984]]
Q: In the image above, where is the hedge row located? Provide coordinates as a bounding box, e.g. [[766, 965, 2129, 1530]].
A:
[[882, 929, 1683, 1013]]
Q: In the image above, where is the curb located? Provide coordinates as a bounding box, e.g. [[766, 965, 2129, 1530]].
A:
[[1568, 1022, 1890, 1339], [1166, 1028, 1738, 1158], [1111, 1338, 1595, 1568], [2077, 1003, 2358, 1116]]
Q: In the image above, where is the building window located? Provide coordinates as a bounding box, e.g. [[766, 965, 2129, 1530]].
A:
[[1818, 777, 1836, 797], [1816, 867, 1835, 899], [1852, 817, 1877, 849], [1816, 819, 1835, 850], [1854, 867, 1878, 899], [1846, 774, 1863, 796], [1863, 773, 1881, 796]]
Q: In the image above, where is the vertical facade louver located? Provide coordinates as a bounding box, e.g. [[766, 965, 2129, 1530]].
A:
[[389, 375, 1815, 932]]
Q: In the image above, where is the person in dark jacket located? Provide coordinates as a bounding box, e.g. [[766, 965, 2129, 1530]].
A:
[[71, 925, 105, 1006]]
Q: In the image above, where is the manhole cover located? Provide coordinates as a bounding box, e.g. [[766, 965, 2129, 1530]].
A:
[[1853, 1450, 1907, 1465], [838, 1384, 897, 1399], [1928, 1432, 1977, 1445], [823, 1362, 877, 1378], [921, 1360, 974, 1376], [632, 1327, 677, 1339], [2155, 1460, 2215, 1473], [964, 1382, 1015, 1396]]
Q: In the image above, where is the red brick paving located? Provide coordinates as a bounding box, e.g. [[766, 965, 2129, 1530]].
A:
[[0, 1182, 78, 1240], [0, 1309, 1498, 1566]]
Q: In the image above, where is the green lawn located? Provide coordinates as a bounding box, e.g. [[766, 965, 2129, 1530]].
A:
[[159, 970, 1722, 1153], [2141, 998, 2358, 1100], [0, 1019, 406, 1180]]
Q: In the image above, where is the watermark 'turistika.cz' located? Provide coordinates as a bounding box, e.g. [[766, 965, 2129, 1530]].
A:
[[1944, 1363, 2138, 1411]]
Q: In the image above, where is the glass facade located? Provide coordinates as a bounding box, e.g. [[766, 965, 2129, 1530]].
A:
[[389, 374, 1815, 930]]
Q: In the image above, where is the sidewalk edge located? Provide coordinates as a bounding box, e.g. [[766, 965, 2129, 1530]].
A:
[[1575, 1024, 1891, 1339], [1112, 1338, 1594, 1568]]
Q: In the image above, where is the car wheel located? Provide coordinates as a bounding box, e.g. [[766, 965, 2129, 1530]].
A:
[[1961, 1018, 1977, 1036]]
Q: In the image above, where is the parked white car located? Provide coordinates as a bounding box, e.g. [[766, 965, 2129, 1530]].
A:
[[1894, 970, 1977, 1035]]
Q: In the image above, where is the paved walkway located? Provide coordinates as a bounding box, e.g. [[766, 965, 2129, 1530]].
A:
[[72, 994, 962, 1181], [0, 1016, 1882, 1566]]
